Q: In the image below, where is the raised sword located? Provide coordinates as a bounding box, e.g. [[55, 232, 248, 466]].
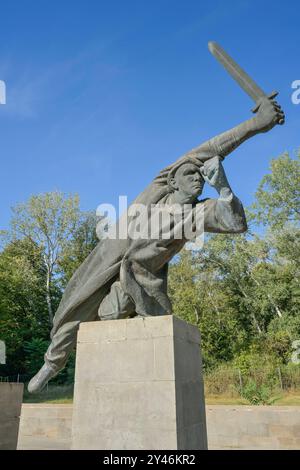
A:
[[208, 41, 284, 124]]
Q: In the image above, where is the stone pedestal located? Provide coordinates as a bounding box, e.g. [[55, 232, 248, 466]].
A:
[[71, 315, 207, 450], [0, 382, 24, 450]]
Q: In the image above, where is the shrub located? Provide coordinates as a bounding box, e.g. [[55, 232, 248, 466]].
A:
[[233, 350, 280, 390], [281, 363, 300, 390], [240, 379, 279, 405], [204, 364, 240, 397], [23, 338, 49, 376]]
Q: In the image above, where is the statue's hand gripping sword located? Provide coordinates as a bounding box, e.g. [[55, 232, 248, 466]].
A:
[[208, 41, 284, 125]]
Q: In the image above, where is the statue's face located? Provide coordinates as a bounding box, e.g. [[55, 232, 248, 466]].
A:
[[173, 163, 204, 198]]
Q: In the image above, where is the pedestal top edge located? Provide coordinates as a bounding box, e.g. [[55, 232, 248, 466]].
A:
[[78, 315, 201, 344]]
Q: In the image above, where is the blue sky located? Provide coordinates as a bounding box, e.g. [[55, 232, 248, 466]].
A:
[[0, 0, 299, 229]]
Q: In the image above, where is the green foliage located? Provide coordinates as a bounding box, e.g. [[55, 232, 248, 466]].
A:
[[168, 250, 201, 327], [280, 363, 300, 389], [251, 152, 300, 228], [0, 192, 98, 379], [168, 151, 299, 393], [240, 379, 278, 405], [265, 331, 292, 364], [204, 364, 240, 396], [0, 239, 50, 376], [10, 191, 81, 324], [233, 349, 279, 379], [58, 212, 98, 285], [24, 338, 50, 376]]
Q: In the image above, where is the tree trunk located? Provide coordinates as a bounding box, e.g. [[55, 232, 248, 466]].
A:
[[208, 290, 221, 325], [46, 268, 53, 325]]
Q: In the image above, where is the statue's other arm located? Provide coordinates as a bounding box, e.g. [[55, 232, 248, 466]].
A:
[[201, 156, 247, 234], [203, 194, 247, 234]]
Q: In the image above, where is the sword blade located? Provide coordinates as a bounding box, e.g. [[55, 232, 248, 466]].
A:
[[208, 41, 266, 103]]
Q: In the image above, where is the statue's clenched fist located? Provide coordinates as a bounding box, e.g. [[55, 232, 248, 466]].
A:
[[255, 96, 285, 132]]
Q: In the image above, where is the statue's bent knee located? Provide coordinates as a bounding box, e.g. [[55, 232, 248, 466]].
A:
[[98, 280, 135, 320]]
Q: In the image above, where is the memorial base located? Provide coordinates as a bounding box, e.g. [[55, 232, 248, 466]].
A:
[[71, 315, 207, 450]]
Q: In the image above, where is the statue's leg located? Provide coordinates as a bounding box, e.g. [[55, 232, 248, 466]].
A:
[[28, 280, 129, 393], [98, 280, 136, 320], [44, 320, 80, 373], [28, 303, 100, 394], [27, 321, 78, 394]]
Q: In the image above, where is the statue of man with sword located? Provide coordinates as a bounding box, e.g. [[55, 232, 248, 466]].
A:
[[28, 42, 285, 393]]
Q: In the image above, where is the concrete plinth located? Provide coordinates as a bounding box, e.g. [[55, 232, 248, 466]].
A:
[[71, 315, 207, 450], [0, 382, 24, 450]]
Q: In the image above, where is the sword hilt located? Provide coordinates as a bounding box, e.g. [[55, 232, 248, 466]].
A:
[[251, 90, 284, 125]]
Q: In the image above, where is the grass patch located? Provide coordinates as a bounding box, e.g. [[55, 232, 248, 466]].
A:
[[23, 383, 74, 404], [205, 395, 248, 405], [205, 391, 300, 406], [275, 391, 300, 406]]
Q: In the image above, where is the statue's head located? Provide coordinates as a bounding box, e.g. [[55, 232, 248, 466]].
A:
[[168, 161, 205, 201]]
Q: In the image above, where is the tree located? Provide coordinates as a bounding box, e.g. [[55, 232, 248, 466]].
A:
[[0, 239, 50, 376], [168, 250, 201, 326], [58, 211, 98, 285], [168, 249, 247, 368], [23, 338, 50, 377], [10, 192, 80, 324], [251, 152, 300, 228], [0, 204, 99, 379]]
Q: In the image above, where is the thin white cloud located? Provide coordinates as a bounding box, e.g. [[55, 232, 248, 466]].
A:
[[0, 37, 124, 120]]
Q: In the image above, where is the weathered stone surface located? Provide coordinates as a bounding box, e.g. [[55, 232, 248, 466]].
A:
[[17, 403, 300, 450], [18, 404, 72, 450], [71, 315, 207, 450], [206, 405, 300, 449], [0, 382, 23, 450]]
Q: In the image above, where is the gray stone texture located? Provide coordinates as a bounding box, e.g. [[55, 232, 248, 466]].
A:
[[18, 404, 72, 450], [0, 382, 23, 450], [71, 315, 207, 450], [206, 405, 300, 449], [17, 403, 300, 450]]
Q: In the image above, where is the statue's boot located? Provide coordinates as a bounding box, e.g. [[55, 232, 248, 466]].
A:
[[27, 363, 58, 394]]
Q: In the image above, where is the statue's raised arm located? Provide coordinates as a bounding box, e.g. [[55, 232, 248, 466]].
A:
[[155, 95, 284, 188], [188, 95, 285, 161]]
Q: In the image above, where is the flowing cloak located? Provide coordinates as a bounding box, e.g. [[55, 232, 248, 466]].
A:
[[50, 150, 247, 338]]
